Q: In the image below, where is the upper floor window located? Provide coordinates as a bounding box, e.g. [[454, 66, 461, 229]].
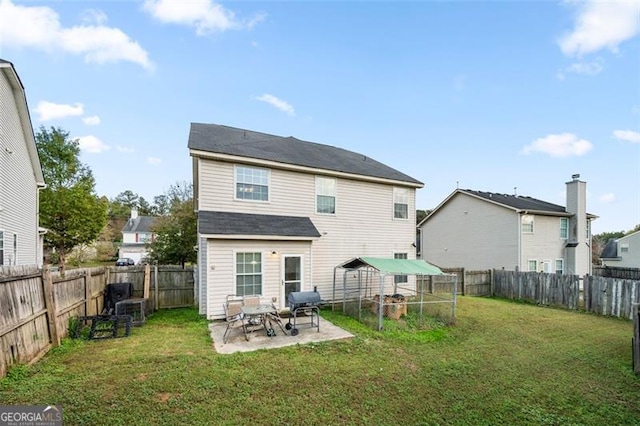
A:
[[393, 188, 409, 219], [555, 259, 564, 274], [560, 218, 568, 239], [621, 244, 629, 253], [137, 232, 152, 243], [316, 176, 336, 214], [394, 252, 408, 284], [521, 215, 534, 233], [235, 166, 269, 201]]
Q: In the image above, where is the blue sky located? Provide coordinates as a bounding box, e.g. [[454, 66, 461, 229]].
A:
[[0, 0, 638, 234]]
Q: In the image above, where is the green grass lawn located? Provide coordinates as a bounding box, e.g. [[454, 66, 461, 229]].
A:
[[1, 297, 639, 425]]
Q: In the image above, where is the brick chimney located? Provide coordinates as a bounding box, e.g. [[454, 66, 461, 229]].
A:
[[565, 174, 589, 275]]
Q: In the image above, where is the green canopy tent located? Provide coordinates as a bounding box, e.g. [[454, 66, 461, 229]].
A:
[[333, 257, 457, 331]]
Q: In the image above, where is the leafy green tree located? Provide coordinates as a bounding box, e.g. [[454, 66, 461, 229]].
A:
[[146, 182, 197, 267], [36, 126, 108, 271]]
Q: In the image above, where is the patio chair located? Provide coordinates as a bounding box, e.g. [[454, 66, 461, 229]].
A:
[[222, 300, 247, 344]]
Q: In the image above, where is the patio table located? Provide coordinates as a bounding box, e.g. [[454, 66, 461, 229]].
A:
[[241, 304, 287, 338]]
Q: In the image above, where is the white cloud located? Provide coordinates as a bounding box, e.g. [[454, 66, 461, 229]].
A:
[[77, 135, 110, 153], [559, 1, 640, 57], [35, 101, 84, 121], [81, 9, 108, 26], [0, 0, 153, 70], [613, 130, 640, 143], [147, 156, 162, 165], [255, 94, 295, 116], [557, 58, 604, 80], [116, 145, 135, 153], [142, 0, 265, 35], [598, 193, 616, 203], [82, 115, 101, 126], [521, 133, 593, 158]]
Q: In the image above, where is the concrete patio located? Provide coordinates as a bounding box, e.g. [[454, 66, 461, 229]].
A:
[[209, 314, 354, 354]]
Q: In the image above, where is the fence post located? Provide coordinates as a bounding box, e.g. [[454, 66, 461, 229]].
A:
[[633, 303, 639, 375], [143, 264, 151, 299], [490, 269, 494, 296], [429, 275, 433, 294], [84, 268, 91, 317], [461, 267, 466, 296], [154, 264, 159, 311], [42, 266, 60, 346]]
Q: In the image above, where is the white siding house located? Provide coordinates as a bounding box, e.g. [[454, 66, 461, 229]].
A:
[[0, 59, 45, 266], [119, 208, 156, 264], [189, 123, 423, 319], [419, 175, 595, 276], [600, 230, 640, 268]]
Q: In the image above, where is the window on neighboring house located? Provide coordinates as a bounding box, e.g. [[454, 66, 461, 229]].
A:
[[235, 166, 269, 201], [316, 176, 336, 214], [138, 232, 152, 243], [13, 234, 17, 265], [621, 244, 629, 253], [236, 252, 262, 296], [560, 218, 568, 239], [394, 252, 408, 284], [528, 260, 537, 271], [542, 260, 551, 273], [393, 188, 409, 219], [0, 231, 4, 265], [586, 220, 591, 239], [522, 215, 534, 233], [555, 259, 564, 274]]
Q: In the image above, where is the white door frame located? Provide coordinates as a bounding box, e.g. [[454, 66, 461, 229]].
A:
[[281, 254, 304, 309]]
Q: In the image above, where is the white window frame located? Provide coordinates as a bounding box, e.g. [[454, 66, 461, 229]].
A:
[[560, 218, 568, 240], [521, 215, 534, 234], [394, 252, 408, 284], [620, 244, 629, 253], [555, 259, 564, 275], [542, 260, 551, 273], [315, 176, 336, 215], [234, 165, 270, 202], [527, 259, 537, 272], [234, 251, 263, 296], [393, 187, 409, 220]]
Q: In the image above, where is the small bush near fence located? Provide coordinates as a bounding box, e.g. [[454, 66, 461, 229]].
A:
[[0, 264, 195, 378]]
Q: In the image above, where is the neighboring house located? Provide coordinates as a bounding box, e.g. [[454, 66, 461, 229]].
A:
[[600, 230, 640, 268], [0, 59, 46, 266], [119, 208, 156, 264], [189, 123, 423, 319], [419, 175, 596, 276]]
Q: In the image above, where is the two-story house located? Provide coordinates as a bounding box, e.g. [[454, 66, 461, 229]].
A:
[[188, 123, 423, 319], [0, 59, 46, 266], [119, 208, 156, 264], [418, 175, 596, 276], [600, 230, 640, 268]]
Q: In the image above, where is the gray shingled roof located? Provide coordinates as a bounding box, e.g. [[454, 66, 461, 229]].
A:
[[198, 211, 321, 238], [600, 239, 619, 259], [462, 190, 568, 214], [122, 216, 156, 233], [188, 123, 423, 185]]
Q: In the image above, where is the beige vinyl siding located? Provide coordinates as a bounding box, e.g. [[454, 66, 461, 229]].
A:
[[520, 215, 567, 272], [421, 194, 518, 270], [206, 240, 312, 319], [0, 71, 39, 265], [199, 158, 418, 318], [609, 231, 640, 268]]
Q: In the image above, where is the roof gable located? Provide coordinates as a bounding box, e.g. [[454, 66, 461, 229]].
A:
[[122, 216, 156, 233], [188, 123, 422, 186], [0, 59, 44, 186]]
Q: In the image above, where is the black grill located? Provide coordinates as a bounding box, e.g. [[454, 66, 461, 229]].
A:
[[286, 291, 321, 336]]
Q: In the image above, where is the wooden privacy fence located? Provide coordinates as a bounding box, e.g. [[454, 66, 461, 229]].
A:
[[0, 264, 195, 378], [633, 304, 639, 375], [417, 268, 492, 296], [593, 266, 640, 280], [492, 270, 581, 310], [584, 275, 640, 319]]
